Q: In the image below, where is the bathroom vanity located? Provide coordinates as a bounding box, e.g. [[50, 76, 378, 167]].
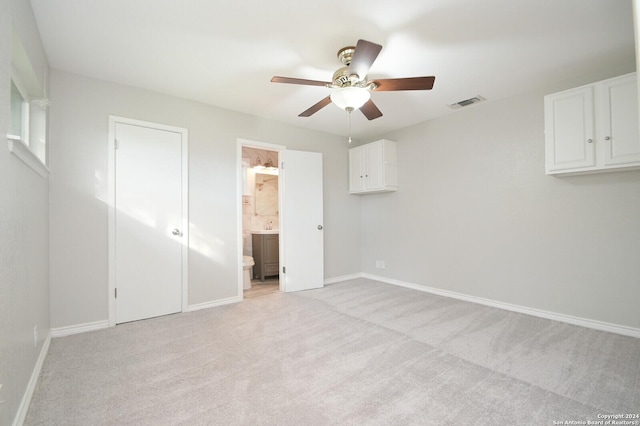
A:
[[251, 231, 279, 281]]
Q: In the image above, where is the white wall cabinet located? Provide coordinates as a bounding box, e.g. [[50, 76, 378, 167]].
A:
[[349, 139, 398, 194], [544, 73, 640, 175]]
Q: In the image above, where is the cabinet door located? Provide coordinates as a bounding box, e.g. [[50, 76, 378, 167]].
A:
[[365, 141, 384, 190], [601, 75, 640, 167], [544, 86, 596, 173], [264, 235, 279, 263], [348, 146, 365, 192]]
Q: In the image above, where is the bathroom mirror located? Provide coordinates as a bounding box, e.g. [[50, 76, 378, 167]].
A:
[[255, 173, 278, 216]]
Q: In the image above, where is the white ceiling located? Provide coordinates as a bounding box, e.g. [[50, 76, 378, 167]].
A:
[[30, 0, 636, 141]]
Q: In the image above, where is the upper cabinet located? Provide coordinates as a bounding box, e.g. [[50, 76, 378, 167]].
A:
[[544, 73, 640, 175], [349, 139, 398, 194]]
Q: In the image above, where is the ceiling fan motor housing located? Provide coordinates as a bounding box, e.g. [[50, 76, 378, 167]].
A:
[[333, 66, 353, 87], [334, 46, 367, 87], [332, 67, 368, 89]]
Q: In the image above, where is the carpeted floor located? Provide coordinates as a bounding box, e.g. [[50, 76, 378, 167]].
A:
[[25, 278, 640, 425]]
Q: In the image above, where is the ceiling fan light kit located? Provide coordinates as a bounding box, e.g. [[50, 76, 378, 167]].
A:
[[330, 86, 371, 111], [271, 39, 436, 123]]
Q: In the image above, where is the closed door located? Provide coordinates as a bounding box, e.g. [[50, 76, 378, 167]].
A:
[[281, 150, 324, 292], [113, 121, 186, 324]]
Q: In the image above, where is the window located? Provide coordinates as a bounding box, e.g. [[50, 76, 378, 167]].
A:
[[7, 28, 49, 176], [9, 79, 29, 141]]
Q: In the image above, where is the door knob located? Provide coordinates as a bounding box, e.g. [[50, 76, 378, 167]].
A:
[[172, 229, 181, 236], [317, 225, 323, 230]]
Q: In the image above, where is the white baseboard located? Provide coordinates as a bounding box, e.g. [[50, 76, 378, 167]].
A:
[[347, 273, 640, 339], [324, 273, 364, 285], [50, 320, 110, 338], [187, 295, 241, 312], [13, 331, 52, 426], [51, 298, 242, 337]]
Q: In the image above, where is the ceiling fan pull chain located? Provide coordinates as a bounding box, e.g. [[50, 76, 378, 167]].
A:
[[347, 109, 353, 144]]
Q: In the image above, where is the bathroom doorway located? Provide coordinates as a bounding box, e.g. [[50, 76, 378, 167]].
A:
[[240, 142, 282, 297], [237, 138, 325, 299]]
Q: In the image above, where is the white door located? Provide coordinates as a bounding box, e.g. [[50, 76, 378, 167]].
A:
[[113, 121, 186, 324], [280, 150, 324, 292]]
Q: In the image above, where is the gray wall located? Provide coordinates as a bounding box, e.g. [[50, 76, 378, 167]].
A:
[[0, 0, 50, 424], [48, 70, 361, 329], [360, 78, 640, 329]]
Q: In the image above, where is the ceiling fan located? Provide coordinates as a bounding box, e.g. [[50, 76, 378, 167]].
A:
[[271, 39, 436, 120]]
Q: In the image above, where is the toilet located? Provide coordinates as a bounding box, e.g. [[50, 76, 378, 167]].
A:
[[242, 255, 255, 290]]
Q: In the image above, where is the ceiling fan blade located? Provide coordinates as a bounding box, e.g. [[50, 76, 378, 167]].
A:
[[349, 39, 382, 80], [371, 76, 436, 91], [359, 99, 383, 120], [299, 96, 332, 117], [271, 76, 331, 87]]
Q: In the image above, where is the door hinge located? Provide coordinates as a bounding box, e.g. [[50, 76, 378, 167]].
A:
[[115, 288, 118, 298], [282, 266, 286, 274], [281, 162, 284, 169], [114, 139, 119, 150]]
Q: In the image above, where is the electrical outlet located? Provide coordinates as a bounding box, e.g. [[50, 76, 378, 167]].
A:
[[33, 325, 38, 347], [375, 260, 386, 269]]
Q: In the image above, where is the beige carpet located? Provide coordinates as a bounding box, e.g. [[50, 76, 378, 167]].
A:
[[25, 278, 640, 425]]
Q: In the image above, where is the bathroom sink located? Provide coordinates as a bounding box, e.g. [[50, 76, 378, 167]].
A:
[[252, 230, 279, 234]]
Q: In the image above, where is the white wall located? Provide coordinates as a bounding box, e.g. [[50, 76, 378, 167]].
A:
[[48, 70, 361, 329], [0, 0, 50, 424], [359, 73, 640, 330]]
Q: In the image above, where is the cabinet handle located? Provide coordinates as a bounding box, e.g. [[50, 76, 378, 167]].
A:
[[605, 136, 611, 141], [587, 139, 593, 144]]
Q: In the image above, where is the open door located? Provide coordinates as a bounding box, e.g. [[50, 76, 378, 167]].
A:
[[280, 150, 324, 292]]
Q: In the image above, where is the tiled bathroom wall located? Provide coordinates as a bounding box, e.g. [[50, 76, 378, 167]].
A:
[[242, 147, 279, 256]]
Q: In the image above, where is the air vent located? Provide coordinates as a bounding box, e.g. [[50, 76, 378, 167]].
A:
[[448, 95, 486, 109]]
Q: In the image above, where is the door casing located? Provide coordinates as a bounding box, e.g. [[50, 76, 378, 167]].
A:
[[237, 139, 286, 297]]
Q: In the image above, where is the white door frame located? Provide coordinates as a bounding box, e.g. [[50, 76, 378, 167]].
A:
[[108, 116, 189, 327], [236, 138, 286, 298]]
